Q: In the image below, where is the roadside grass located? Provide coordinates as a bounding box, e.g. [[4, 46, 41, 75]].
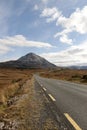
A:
[[0, 68, 45, 114], [0, 76, 59, 129], [0, 69, 27, 105], [0, 68, 42, 104], [0, 68, 42, 110], [40, 69, 87, 84]]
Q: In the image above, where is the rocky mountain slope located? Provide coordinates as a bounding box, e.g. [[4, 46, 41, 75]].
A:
[[0, 53, 56, 69]]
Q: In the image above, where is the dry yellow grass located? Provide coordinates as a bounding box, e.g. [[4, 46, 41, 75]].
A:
[[0, 68, 44, 105], [40, 69, 87, 84], [0, 69, 59, 130], [0, 69, 27, 105]]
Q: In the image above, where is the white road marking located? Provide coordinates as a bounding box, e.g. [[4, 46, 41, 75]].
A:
[[43, 87, 46, 91], [41, 84, 43, 87], [38, 81, 42, 87], [64, 113, 82, 130], [48, 94, 56, 101]]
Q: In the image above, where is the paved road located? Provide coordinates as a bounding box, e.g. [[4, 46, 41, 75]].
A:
[[35, 75, 87, 130]]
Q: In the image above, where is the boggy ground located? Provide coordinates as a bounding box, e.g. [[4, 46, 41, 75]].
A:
[[40, 69, 87, 84], [0, 68, 59, 130]]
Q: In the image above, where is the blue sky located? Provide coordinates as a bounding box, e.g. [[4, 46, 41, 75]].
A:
[[0, 0, 87, 66]]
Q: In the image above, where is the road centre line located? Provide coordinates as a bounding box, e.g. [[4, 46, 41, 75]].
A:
[[41, 84, 43, 87], [48, 94, 56, 101], [64, 113, 82, 130], [37, 81, 42, 87], [43, 87, 46, 91]]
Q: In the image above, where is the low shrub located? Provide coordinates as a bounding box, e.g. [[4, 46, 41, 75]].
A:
[[82, 75, 87, 80]]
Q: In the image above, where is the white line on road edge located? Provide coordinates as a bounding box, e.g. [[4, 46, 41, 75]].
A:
[[64, 113, 82, 130], [48, 94, 56, 101], [43, 87, 46, 91]]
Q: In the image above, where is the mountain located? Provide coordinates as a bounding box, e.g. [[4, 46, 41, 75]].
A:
[[69, 65, 87, 69], [0, 53, 56, 69]]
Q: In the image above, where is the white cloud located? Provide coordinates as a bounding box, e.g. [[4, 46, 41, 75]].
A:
[[57, 6, 87, 34], [41, 41, 87, 66], [33, 5, 39, 11], [0, 35, 53, 54], [0, 35, 53, 48], [41, 7, 57, 17], [59, 34, 73, 45], [41, 7, 61, 22], [0, 44, 11, 54], [54, 28, 73, 38], [41, 6, 87, 44], [42, 0, 49, 4]]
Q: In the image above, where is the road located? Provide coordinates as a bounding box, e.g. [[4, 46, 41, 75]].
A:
[[35, 75, 87, 130]]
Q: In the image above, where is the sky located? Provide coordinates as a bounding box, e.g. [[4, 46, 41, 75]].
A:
[[0, 0, 87, 66]]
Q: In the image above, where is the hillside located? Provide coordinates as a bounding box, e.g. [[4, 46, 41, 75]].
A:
[[0, 53, 56, 69]]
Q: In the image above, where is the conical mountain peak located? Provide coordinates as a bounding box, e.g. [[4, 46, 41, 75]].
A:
[[0, 53, 56, 69]]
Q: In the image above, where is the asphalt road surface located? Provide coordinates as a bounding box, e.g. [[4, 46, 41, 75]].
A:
[[35, 75, 87, 130]]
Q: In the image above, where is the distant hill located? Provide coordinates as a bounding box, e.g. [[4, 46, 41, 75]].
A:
[[69, 66, 87, 69], [0, 53, 57, 69]]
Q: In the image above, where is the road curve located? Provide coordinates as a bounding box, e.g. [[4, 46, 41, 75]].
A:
[[35, 75, 87, 130]]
